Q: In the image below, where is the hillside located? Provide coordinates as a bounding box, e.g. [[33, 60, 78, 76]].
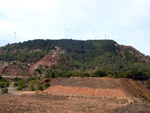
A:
[[44, 77, 150, 100], [0, 39, 150, 112], [0, 39, 150, 77]]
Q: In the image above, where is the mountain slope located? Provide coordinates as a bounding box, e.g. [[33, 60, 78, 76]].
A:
[[0, 39, 150, 73]]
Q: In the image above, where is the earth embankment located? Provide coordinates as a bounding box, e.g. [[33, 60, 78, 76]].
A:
[[44, 77, 149, 99]]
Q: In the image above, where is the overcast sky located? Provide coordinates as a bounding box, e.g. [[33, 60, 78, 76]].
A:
[[0, 0, 150, 55]]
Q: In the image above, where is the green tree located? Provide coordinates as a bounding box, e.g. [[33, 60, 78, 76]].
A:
[[1, 88, 8, 93], [93, 70, 106, 77], [43, 83, 50, 90], [17, 86, 22, 90]]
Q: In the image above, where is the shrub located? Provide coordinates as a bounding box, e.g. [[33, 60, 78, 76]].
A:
[[127, 70, 148, 80], [29, 85, 35, 91], [17, 86, 22, 90], [0, 82, 4, 88], [13, 82, 18, 87], [45, 73, 51, 78], [0, 81, 9, 88], [13, 77, 22, 81], [43, 83, 50, 90], [148, 78, 150, 89], [1, 88, 8, 93], [83, 73, 90, 77], [38, 84, 43, 91], [93, 70, 106, 77], [29, 81, 35, 91], [17, 80, 26, 88], [4, 82, 9, 87], [13, 79, 27, 88], [28, 77, 36, 82]]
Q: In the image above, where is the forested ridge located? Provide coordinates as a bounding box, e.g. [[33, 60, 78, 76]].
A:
[[0, 39, 150, 72]]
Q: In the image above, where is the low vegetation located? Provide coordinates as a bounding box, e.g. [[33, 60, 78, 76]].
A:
[[12, 77, 51, 91], [0, 39, 150, 95], [1, 88, 8, 94], [43, 69, 150, 80], [0, 76, 9, 88], [0, 39, 150, 72], [147, 78, 150, 89], [13, 78, 27, 90], [29, 79, 50, 91]]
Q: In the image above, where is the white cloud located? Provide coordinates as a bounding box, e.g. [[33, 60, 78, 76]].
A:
[[0, 0, 150, 55]]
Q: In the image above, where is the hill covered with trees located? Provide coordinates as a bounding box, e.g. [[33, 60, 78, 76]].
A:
[[0, 39, 150, 73]]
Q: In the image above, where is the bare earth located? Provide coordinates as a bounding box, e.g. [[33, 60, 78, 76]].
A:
[[0, 93, 150, 113], [45, 77, 149, 99], [0, 77, 150, 113]]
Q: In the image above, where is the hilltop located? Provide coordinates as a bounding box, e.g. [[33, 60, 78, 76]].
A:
[[0, 39, 150, 76]]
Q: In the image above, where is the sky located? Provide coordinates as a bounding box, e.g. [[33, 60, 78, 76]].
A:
[[0, 0, 150, 55]]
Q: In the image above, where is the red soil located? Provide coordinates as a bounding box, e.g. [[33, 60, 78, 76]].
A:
[[29, 56, 58, 71], [44, 85, 127, 98], [70, 77, 113, 80]]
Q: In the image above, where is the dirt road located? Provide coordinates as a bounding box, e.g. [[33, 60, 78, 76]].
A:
[[0, 82, 22, 98]]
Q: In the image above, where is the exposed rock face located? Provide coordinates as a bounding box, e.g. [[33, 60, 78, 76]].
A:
[[29, 55, 58, 71], [0, 66, 23, 76]]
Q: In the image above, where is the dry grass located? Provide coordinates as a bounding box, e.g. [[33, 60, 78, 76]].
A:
[[0, 93, 150, 113], [0, 93, 131, 113], [1, 77, 150, 113]]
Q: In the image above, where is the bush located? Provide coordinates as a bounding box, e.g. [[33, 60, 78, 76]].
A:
[[1, 88, 8, 93], [17, 80, 26, 88], [13, 77, 22, 81], [29, 84, 35, 91], [13, 82, 18, 87], [83, 73, 90, 77], [0, 78, 7, 82], [38, 84, 43, 91], [43, 83, 50, 90], [13, 79, 27, 89], [127, 70, 148, 80], [17, 86, 22, 90], [28, 77, 36, 82], [0, 82, 4, 88], [4, 82, 9, 87], [0, 81, 9, 88], [45, 73, 51, 78], [29, 81, 35, 91], [93, 70, 106, 77]]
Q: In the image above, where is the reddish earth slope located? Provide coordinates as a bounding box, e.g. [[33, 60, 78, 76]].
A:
[[29, 56, 58, 71], [44, 77, 150, 99], [0, 66, 23, 76], [116, 44, 149, 62]]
